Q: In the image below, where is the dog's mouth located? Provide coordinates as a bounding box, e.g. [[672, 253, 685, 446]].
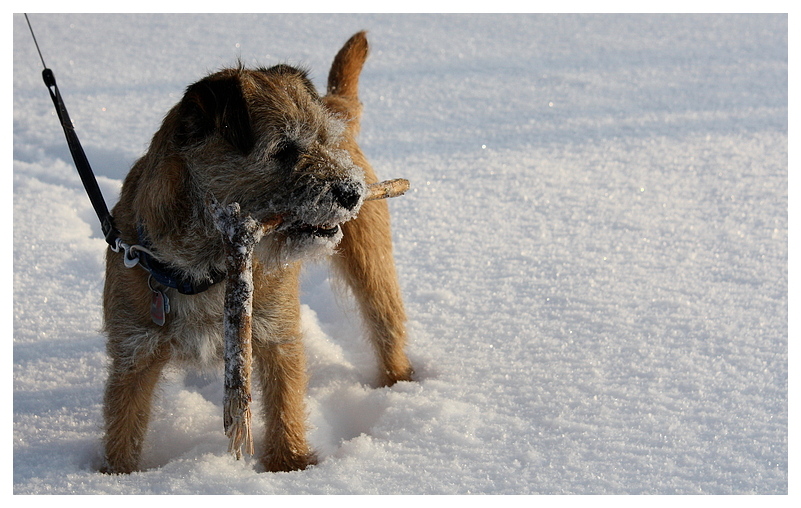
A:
[[253, 209, 346, 241], [279, 220, 341, 239], [294, 223, 340, 238]]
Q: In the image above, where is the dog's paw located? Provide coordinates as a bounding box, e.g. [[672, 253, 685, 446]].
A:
[[379, 366, 415, 387], [98, 459, 137, 475], [261, 450, 319, 473]]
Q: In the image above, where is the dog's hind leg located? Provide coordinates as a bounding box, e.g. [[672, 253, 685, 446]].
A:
[[251, 263, 317, 472], [100, 339, 171, 474], [336, 200, 413, 386], [325, 32, 413, 386]]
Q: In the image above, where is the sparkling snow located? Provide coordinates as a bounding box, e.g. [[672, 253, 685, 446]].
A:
[[12, 13, 788, 495]]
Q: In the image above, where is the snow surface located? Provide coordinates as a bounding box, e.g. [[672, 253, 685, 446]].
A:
[[12, 13, 789, 495]]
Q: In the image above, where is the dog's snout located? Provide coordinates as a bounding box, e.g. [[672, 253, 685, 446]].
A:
[[332, 182, 362, 211]]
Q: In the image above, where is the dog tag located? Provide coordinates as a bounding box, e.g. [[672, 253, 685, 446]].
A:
[[150, 289, 170, 326]]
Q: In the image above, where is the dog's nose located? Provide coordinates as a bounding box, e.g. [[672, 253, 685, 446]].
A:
[[331, 182, 362, 210]]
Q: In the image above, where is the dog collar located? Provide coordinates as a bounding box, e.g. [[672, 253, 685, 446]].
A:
[[133, 225, 226, 295]]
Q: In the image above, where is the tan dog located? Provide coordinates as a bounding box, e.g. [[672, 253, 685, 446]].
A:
[[100, 32, 412, 474]]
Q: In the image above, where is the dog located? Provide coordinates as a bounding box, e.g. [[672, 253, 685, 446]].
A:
[[100, 31, 412, 474]]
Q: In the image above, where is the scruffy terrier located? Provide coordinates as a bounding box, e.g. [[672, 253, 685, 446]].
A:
[[100, 32, 412, 474]]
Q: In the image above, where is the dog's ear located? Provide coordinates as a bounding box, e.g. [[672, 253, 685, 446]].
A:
[[176, 73, 254, 153]]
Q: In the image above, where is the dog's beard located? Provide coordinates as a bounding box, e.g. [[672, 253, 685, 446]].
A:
[[253, 226, 344, 270], [251, 190, 361, 269]]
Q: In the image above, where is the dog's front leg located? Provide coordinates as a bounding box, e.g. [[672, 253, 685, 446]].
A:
[[251, 263, 317, 472], [100, 340, 171, 474], [253, 339, 317, 471]]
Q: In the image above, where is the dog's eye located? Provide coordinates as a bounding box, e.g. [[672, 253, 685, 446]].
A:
[[272, 140, 301, 167]]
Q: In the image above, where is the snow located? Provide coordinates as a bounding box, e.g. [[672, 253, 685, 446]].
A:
[[12, 13, 790, 495]]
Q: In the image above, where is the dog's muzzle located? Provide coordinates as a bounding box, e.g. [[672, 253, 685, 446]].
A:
[[270, 178, 365, 241]]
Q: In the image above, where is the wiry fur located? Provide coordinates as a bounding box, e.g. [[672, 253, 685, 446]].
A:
[[100, 31, 412, 474]]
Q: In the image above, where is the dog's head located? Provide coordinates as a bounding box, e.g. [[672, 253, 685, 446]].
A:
[[170, 64, 365, 265]]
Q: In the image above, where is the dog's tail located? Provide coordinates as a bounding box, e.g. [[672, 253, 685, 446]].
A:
[[327, 31, 368, 99]]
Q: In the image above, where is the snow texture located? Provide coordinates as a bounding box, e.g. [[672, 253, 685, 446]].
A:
[[12, 13, 789, 495]]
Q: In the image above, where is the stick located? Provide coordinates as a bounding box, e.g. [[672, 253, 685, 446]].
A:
[[364, 178, 410, 201], [250, 179, 409, 235], [211, 200, 265, 460]]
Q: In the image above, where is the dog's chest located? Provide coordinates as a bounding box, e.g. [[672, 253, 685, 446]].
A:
[[167, 290, 227, 366], [165, 286, 284, 366]]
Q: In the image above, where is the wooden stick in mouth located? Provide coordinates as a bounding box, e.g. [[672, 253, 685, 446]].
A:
[[210, 200, 261, 459], [363, 178, 411, 201]]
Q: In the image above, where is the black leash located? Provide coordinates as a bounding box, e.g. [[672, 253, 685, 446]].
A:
[[25, 14, 120, 249], [24, 14, 223, 300]]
